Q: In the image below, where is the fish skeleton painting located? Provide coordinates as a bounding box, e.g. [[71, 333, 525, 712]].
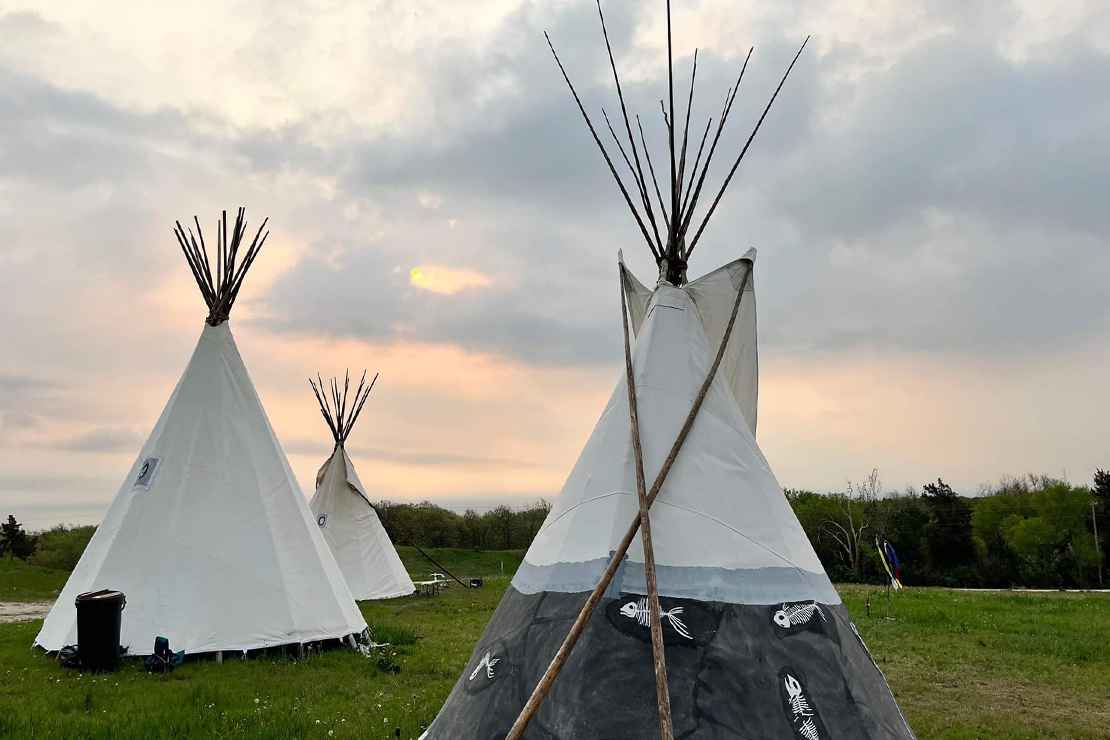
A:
[[772, 601, 826, 630], [618, 597, 693, 640], [468, 651, 500, 681], [782, 672, 822, 740]]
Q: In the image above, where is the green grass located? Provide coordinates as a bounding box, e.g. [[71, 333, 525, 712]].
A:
[[1, 551, 1108, 738], [394, 546, 523, 582], [0, 557, 69, 602], [0, 583, 504, 739], [838, 584, 1110, 739]]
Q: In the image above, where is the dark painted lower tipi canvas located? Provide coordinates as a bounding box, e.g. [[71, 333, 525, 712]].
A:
[[424, 256, 913, 738]]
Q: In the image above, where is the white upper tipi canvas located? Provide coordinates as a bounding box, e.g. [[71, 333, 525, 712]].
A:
[[35, 210, 366, 655], [513, 251, 835, 605], [310, 446, 414, 600]]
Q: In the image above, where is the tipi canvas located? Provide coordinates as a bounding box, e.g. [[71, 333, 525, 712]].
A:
[[425, 4, 912, 738], [35, 209, 366, 655], [426, 257, 912, 738], [308, 372, 414, 600]]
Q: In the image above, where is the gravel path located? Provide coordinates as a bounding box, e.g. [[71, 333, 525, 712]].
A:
[[0, 601, 53, 623]]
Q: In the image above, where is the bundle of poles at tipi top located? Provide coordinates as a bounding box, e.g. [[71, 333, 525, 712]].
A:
[[506, 4, 810, 740], [546, 0, 808, 287], [309, 370, 378, 447], [173, 207, 270, 327]]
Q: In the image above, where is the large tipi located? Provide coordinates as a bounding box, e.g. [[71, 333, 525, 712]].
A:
[[35, 209, 367, 656], [308, 372, 414, 600], [425, 5, 913, 739]]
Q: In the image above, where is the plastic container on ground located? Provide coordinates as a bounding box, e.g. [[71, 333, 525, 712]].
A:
[[75, 589, 125, 671]]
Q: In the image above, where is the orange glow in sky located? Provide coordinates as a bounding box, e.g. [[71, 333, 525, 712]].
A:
[[409, 265, 492, 295]]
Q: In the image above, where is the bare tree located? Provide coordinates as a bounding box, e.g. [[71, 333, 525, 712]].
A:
[[821, 469, 881, 578]]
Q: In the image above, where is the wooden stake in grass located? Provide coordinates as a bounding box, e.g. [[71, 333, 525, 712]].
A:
[[620, 260, 674, 740], [504, 259, 752, 740]]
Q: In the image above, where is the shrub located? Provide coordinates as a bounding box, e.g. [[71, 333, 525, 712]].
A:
[[29, 525, 95, 571]]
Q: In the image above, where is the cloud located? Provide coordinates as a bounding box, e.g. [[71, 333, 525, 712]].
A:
[[0, 375, 61, 439], [0, 373, 56, 397], [50, 427, 142, 454], [283, 437, 543, 469], [239, 2, 1110, 368], [0, 411, 40, 434], [743, 34, 1110, 356]]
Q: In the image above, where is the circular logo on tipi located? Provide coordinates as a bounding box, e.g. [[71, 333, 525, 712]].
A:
[[317, 513, 328, 528]]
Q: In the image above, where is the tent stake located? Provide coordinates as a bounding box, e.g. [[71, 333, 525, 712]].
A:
[[505, 260, 752, 740], [620, 264, 674, 739]]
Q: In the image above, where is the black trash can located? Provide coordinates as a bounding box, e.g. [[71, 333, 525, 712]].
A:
[[75, 589, 125, 671]]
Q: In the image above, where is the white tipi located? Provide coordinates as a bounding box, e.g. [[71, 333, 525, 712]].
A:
[[308, 372, 414, 600], [426, 3, 913, 738], [35, 209, 367, 656]]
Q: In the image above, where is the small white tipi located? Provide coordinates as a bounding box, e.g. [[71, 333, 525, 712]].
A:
[[35, 209, 367, 656], [308, 372, 414, 600]]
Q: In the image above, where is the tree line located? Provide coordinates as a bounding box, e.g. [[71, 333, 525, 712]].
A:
[[789, 470, 1108, 589], [373, 500, 552, 551], [5, 470, 1106, 589]]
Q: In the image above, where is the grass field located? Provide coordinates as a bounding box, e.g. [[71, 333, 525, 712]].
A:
[[1, 552, 1107, 738], [0, 557, 69, 602], [394, 546, 524, 584]]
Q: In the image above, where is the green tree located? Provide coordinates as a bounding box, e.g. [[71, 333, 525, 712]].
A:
[[29, 525, 96, 570], [877, 492, 929, 585], [1, 515, 35, 560], [1094, 470, 1109, 577], [921, 479, 975, 580], [489, 506, 515, 550], [461, 510, 485, 549]]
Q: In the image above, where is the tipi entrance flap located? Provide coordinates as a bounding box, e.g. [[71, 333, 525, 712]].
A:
[[317, 447, 375, 509], [36, 322, 366, 654], [339, 448, 379, 509], [684, 251, 759, 434], [619, 252, 653, 336]]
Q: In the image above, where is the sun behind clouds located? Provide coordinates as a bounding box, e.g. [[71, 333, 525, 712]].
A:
[[409, 265, 492, 295]]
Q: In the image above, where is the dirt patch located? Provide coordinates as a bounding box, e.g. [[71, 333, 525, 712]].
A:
[[0, 601, 53, 623]]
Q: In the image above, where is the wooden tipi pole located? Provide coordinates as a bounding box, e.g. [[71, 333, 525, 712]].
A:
[[620, 263, 673, 739]]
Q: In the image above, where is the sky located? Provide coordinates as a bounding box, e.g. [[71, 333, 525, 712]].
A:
[[1, 1, 1108, 530]]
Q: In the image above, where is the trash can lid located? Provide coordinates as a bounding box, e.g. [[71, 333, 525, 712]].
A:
[[75, 589, 126, 604]]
